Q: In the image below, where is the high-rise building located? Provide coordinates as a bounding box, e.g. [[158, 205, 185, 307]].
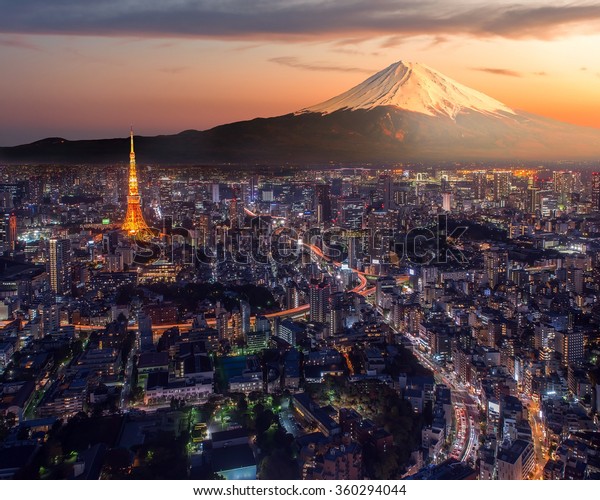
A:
[[261, 188, 274, 202], [339, 197, 364, 230], [442, 192, 453, 212], [49, 238, 72, 296], [347, 236, 359, 269], [309, 280, 330, 323], [329, 292, 345, 337], [138, 312, 153, 349], [240, 300, 251, 335], [484, 248, 508, 289], [368, 210, 394, 262], [249, 176, 258, 203], [472, 171, 487, 200], [122, 128, 150, 235], [375, 275, 396, 309], [555, 329, 584, 366], [526, 177, 540, 215], [592, 172, 600, 211], [0, 182, 27, 208], [315, 184, 332, 224], [286, 282, 300, 309], [493, 171, 511, 202], [553, 170, 576, 206], [211, 183, 220, 203], [278, 319, 304, 346], [378, 174, 393, 210], [254, 315, 271, 334], [195, 212, 213, 247], [394, 190, 408, 206], [496, 439, 535, 480], [0, 211, 17, 252]]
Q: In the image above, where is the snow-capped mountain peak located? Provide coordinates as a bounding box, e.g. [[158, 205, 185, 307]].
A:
[[299, 60, 515, 119]]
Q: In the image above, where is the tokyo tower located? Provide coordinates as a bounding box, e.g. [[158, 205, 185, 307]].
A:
[[122, 128, 150, 235]]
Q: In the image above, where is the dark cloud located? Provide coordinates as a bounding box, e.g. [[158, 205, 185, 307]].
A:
[[270, 56, 374, 74], [1, 1, 600, 41], [471, 67, 523, 77]]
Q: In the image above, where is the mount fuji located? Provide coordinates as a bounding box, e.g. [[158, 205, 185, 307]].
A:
[[2, 60, 600, 164], [300, 61, 516, 120]]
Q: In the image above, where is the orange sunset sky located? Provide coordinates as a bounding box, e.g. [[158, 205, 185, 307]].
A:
[[1, 0, 600, 146]]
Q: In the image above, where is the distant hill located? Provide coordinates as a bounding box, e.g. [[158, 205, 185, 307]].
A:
[[3, 61, 600, 164]]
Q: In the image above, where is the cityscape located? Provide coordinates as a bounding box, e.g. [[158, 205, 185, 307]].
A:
[[0, 130, 600, 479], [1, 0, 600, 486]]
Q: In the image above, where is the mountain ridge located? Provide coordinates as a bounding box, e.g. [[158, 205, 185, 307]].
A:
[[2, 60, 600, 164]]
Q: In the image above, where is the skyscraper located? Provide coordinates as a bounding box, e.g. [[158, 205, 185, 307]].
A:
[[309, 280, 330, 323], [553, 170, 576, 207], [315, 184, 332, 224], [286, 281, 300, 309], [339, 197, 364, 230], [329, 292, 345, 336], [212, 183, 220, 203], [592, 172, 600, 211], [526, 176, 540, 215], [493, 171, 511, 202], [442, 192, 453, 212], [472, 171, 487, 200], [378, 174, 393, 210], [49, 238, 72, 296], [484, 248, 508, 289], [122, 128, 150, 235], [240, 300, 251, 336], [0, 211, 17, 252], [555, 329, 584, 366]]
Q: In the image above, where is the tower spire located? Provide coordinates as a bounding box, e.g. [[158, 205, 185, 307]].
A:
[[122, 127, 150, 235], [130, 126, 135, 161]]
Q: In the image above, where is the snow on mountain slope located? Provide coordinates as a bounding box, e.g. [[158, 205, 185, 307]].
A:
[[300, 61, 516, 119]]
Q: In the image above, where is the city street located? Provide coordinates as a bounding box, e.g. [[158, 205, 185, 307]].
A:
[[393, 328, 480, 465]]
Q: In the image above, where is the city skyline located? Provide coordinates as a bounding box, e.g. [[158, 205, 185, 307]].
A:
[[2, 0, 600, 486], [1, 143, 600, 480], [2, 0, 600, 145]]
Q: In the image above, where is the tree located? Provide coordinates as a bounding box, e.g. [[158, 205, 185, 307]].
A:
[[258, 449, 299, 479], [371, 451, 399, 480], [102, 448, 132, 479], [131, 386, 144, 403], [236, 394, 248, 413]]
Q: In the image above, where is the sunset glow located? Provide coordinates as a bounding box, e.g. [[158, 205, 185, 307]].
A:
[[1, 1, 600, 145]]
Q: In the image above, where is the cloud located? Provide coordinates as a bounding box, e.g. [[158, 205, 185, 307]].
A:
[[0, 36, 42, 51], [1, 1, 600, 42], [471, 67, 523, 77], [533, 71, 548, 76], [380, 36, 405, 49], [269, 56, 374, 74]]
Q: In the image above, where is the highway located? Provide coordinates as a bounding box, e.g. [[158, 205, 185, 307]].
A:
[[395, 329, 480, 466]]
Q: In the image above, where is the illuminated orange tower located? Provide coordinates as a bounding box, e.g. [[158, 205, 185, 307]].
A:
[[122, 128, 150, 235]]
